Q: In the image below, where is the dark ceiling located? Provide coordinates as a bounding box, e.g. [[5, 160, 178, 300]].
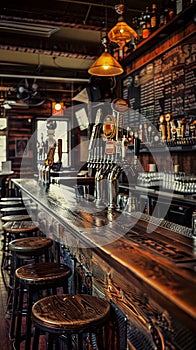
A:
[[0, 0, 163, 104]]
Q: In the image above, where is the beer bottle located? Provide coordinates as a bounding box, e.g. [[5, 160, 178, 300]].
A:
[[151, 3, 159, 31]]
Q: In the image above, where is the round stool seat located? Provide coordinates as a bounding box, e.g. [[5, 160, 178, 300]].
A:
[[1, 221, 39, 286], [0, 201, 23, 208], [1, 214, 31, 223], [1, 197, 22, 201], [3, 221, 39, 235], [9, 237, 53, 256], [0, 207, 27, 215], [16, 262, 72, 285], [32, 294, 111, 332], [11, 263, 72, 349]]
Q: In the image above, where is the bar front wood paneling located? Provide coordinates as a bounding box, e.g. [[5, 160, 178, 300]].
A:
[[12, 178, 196, 349]]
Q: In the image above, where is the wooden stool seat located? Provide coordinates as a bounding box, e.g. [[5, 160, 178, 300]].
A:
[[32, 294, 111, 350], [0, 200, 22, 208], [16, 262, 72, 285], [3, 221, 39, 235], [0, 207, 27, 216], [11, 263, 72, 350], [1, 221, 40, 286], [7, 237, 53, 295], [1, 214, 31, 223], [0, 197, 22, 201], [33, 294, 110, 331], [9, 236, 53, 257]]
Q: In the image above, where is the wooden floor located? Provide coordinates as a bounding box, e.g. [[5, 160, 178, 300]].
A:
[[0, 220, 13, 350], [0, 220, 71, 350], [0, 219, 47, 350], [0, 217, 94, 350]]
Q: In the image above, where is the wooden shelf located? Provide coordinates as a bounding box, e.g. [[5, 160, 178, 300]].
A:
[[121, 3, 196, 72], [127, 142, 196, 154]]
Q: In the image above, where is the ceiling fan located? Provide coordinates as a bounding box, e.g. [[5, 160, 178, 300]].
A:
[[16, 78, 46, 107]]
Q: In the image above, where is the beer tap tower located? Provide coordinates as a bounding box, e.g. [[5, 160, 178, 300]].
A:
[[87, 98, 140, 211]]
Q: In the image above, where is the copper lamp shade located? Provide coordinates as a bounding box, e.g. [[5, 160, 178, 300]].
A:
[[88, 50, 124, 77], [108, 20, 137, 48], [108, 3, 137, 49]]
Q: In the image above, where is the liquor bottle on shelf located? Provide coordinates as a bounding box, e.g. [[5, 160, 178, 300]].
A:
[[123, 41, 135, 58], [118, 47, 124, 60], [138, 11, 145, 40], [168, 0, 176, 20], [151, 3, 160, 32], [142, 6, 151, 39], [159, 0, 170, 25], [133, 16, 142, 43]]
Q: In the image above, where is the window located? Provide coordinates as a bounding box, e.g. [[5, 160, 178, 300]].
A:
[[36, 118, 70, 168]]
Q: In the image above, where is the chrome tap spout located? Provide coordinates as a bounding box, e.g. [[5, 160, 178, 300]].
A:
[[95, 157, 112, 208], [107, 162, 122, 210]]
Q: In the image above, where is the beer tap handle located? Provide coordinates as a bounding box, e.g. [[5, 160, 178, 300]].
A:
[[58, 139, 62, 164]]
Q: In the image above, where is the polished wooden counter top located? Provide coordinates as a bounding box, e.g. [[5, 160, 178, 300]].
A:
[[12, 178, 196, 330]]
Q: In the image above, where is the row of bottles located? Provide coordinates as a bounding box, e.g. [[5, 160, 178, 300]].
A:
[[113, 0, 195, 60], [116, 115, 196, 147], [134, 0, 195, 42], [159, 114, 196, 144]]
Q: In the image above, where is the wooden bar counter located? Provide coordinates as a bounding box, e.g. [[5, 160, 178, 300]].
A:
[[12, 178, 196, 349]]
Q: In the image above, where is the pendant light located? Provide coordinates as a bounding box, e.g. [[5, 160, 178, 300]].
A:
[[88, 37, 124, 77], [88, 1, 124, 77], [108, 2, 137, 50]]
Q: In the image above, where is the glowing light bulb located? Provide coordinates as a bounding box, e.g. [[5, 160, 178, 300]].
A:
[[54, 103, 62, 111]]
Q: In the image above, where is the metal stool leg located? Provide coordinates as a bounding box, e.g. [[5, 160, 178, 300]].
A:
[[25, 285, 33, 350], [32, 326, 40, 350]]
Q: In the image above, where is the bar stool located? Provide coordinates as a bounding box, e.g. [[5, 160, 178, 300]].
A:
[[11, 262, 72, 350], [0, 197, 22, 201], [7, 236, 53, 319], [1, 214, 31, 223], [1, 215, 31, 266], [31, 294, 112, 350], [0, 200, 23, 208], [1, 220, 40, 284], [9, 236, 53, 271], [0, 206, 28, 217]]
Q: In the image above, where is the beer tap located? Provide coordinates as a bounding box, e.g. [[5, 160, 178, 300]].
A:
[[133, 137, 141, 169], [107, 158, 122, 210], [95, 154, 111, 208]]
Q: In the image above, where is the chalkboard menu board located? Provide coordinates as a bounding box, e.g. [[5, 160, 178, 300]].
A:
[[123, 37, 196, 129]]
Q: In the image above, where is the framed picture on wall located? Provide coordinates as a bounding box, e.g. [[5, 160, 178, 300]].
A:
[[15, 138, 29, 157], [79, 136, 89, 162]]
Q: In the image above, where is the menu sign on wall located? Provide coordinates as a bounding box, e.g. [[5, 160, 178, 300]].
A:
[[123, 38, 196, 126]]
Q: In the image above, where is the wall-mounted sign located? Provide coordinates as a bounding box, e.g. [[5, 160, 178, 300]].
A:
[[0, 118, 7, 130]]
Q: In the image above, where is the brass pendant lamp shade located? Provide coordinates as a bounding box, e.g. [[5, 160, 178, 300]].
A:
[[88, 49, 124, 77], [108, 3, 137, 49], [108, 20, 137, 48], [88, 37, 124, 77]]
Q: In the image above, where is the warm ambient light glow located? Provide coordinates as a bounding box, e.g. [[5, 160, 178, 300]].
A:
[[108, 2, 137, 49], [108, 20, 137, 48], [52, 101, 65, 115], [54, 103, 62, 111], [88, 51, 124, 77]]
